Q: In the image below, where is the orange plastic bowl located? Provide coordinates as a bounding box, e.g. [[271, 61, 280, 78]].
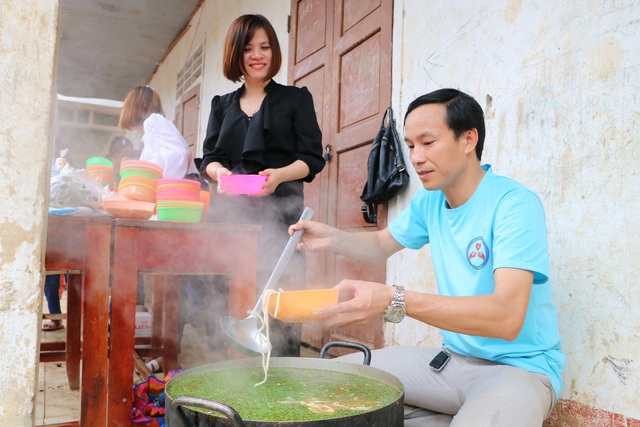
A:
[[119, 176, 158, 188], [267, 289, 340, 323], [118, 182, 156, 202], [102, 200, 155, 220]]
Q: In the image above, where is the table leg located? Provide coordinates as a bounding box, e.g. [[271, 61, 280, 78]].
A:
[[161, 276, 180, 372], [108, 226, 139, 427], [151, 275, 165, 350], [65, 274, 82, 390], [80, 223, 110, 426]]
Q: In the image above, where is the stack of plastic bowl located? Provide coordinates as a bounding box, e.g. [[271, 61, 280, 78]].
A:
[[86, 157, 114, 188], [155, 178, 204, 222], [117, 160, 163, 203]]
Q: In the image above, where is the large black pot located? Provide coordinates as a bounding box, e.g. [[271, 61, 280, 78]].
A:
[[166, 342, 404, 427]]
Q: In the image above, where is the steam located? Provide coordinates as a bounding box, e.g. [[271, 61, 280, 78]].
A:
[[175, 190, 309, 367]]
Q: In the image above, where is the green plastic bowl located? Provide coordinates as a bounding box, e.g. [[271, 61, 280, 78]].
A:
[[120, 168, 162, 180], [86, 157, 114, 167], [156, 207, 203, 222]]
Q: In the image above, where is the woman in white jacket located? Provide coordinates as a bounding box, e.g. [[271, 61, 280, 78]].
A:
[[119, 86, 197, 178]]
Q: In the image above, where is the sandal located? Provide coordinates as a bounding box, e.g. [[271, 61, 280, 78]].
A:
[[42, 321, 64, 331]]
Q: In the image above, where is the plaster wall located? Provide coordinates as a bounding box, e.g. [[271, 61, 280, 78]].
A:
[[387, 0, 640, 419], [147, 0, 289, 157], [0, 1, 59, 425]]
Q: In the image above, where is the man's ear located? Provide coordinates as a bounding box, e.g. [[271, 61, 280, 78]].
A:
[[463, 129, 479, 155]]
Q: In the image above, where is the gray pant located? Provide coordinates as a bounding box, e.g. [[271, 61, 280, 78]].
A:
[[339, 346, 555, 427]]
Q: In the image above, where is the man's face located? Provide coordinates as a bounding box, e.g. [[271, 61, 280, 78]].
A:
[[404, 103, 469, 192]]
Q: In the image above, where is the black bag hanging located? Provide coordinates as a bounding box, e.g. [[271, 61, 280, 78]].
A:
[[360, 107, 410, 224]]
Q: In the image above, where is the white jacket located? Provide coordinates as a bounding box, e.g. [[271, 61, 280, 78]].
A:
[[140, 113, 198, 178]]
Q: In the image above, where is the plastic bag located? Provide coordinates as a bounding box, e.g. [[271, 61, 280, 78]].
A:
[[49, 164, 105, 209]]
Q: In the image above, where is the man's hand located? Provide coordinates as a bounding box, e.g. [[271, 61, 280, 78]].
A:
[[288, 220, 335, 252], [312, 280, 393, 327]]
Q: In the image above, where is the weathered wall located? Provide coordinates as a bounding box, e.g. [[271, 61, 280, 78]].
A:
[[387, 0, 640, 420], [148, 0, 289, 155], [0, 0, 59, 425]]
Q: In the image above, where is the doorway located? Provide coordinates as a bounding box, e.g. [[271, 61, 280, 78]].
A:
[[288, 0, 394, 351]]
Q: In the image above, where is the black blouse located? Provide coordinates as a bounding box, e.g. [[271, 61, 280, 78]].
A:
[[200, 80, 325, 189]]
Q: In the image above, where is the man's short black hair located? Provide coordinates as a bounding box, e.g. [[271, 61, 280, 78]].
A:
[[405, 88, 485, 161]]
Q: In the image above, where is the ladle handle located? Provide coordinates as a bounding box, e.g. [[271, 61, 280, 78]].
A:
[[251, 206, 314, 313]]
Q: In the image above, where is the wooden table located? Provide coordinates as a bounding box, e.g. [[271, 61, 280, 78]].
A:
[[107, 219, 260, 426], [43, 216, 112, 426]]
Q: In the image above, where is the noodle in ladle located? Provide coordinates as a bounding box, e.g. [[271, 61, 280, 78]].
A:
[[253, 289, 282, 387]]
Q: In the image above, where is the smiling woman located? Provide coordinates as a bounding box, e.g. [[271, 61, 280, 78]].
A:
[[199, 14, 325, 358]]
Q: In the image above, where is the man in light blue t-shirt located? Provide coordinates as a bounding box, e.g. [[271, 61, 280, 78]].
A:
[[290, 89, 565, 426]]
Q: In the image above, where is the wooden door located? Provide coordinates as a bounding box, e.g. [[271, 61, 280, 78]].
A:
[[174, 84, 200, 160], [289, 0, 393, 352]]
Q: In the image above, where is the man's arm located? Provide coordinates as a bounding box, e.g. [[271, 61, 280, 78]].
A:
[[315, 267, 532, 341], [291, 221, 404, 263], [406, 267, 532, 340]]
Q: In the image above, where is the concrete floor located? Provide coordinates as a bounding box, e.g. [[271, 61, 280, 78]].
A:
[[37, 289, 78, 425]]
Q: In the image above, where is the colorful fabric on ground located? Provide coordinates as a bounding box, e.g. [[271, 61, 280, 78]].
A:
[[131, 369, 183, 425]]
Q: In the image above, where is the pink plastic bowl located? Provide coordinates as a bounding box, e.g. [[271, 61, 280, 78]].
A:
[[156, 194, 200, 202], [157, 178, 201, 188], [219, 174, 267, 195]]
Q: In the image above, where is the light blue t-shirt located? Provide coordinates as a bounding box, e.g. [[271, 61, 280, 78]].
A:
[[389, 164, 565, 399]]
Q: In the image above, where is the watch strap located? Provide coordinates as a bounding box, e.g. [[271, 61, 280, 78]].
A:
[[392, 285, 405, 306]]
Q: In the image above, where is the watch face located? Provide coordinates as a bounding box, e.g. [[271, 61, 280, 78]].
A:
[[385, 305, 405, 323]]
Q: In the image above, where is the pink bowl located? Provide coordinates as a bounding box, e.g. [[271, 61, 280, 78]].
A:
[[219, 174, 267, 195], [157, 178, 201, 188], [156, 194, 200, 202]]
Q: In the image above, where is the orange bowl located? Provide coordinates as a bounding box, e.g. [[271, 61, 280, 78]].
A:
[[118, 183, 156, 202], [267, 289, 339, 322], [119, 176, 158, 188], [102, 200, 155, 220]]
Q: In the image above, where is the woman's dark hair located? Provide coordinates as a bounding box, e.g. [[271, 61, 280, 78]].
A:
[[405, 88, 485, 160], [122, 149, 141, 161], [222, 14, 282, 83], [109, 136, 133, 157]]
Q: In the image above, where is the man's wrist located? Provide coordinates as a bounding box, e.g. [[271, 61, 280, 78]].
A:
[[383, 284, 406, 323]]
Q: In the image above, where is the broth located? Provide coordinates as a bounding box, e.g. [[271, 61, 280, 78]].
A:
[[167, 367, 402, 422]]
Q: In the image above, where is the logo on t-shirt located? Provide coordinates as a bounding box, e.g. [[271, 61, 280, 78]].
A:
[[466, 237, 489, 270]]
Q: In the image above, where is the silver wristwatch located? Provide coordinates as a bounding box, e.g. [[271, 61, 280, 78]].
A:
[[383, 285, 406, 323]]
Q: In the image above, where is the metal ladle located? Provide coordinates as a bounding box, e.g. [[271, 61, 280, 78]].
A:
[[221, 207, 314, 355]]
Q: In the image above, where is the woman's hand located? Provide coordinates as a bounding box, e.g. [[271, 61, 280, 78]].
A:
[[251, 160, 311, 197], [253, 168, 282, 196], [205, 163, 231, 194], [313, 280, 393, 327]]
